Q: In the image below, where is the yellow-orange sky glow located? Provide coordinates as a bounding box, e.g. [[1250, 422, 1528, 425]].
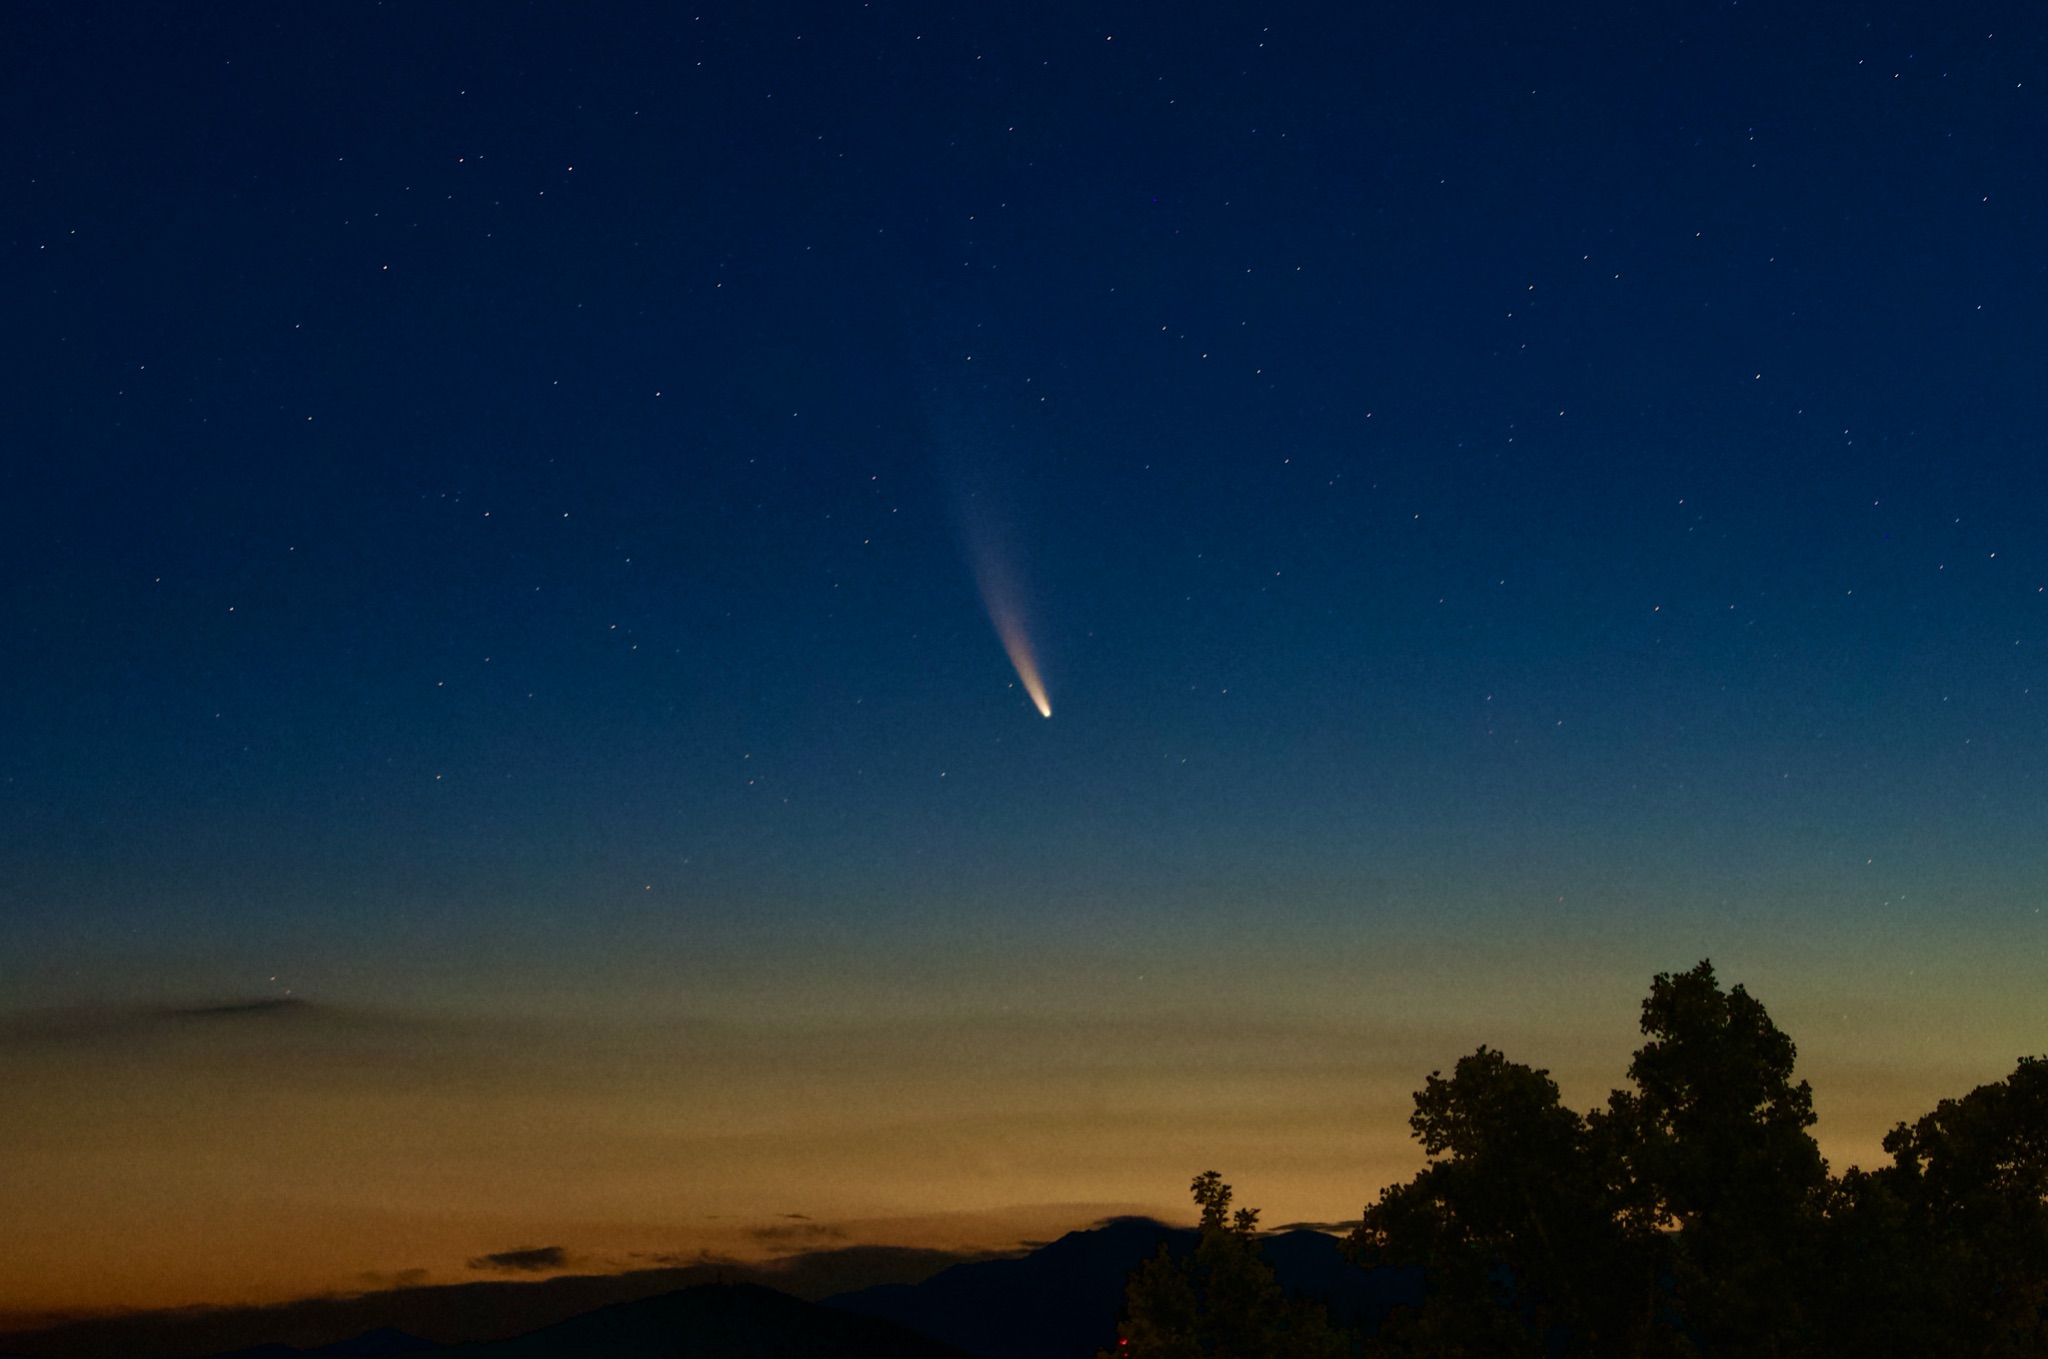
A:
[[4, 923, 2038, 1324]]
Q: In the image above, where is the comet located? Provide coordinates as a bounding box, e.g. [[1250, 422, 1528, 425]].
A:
[[984, 592, 1053, 717], [931, 378, 1055, 717], [956, 489, 1053, 718]]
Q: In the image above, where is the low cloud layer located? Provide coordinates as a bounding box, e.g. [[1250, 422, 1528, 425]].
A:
[[171, 998, 316, 1020], [0, 996, 326, 1044], [466, 1246, 567, 1273], [750, 1221, 849, 1246]]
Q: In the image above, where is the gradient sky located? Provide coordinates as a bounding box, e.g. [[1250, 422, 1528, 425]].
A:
[[5, 0, 2048, 1324]]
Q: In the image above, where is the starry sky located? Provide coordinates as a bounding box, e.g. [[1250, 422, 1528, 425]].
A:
[[5, 0, 2048, 1323]]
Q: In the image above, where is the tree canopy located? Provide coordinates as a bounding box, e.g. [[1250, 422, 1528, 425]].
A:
[[1345, 960, 2048, 1358], [1113, 961, 2046, 1357]]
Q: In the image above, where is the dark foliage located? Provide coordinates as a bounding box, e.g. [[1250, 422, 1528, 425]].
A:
[[1351, 1045, 1669, 1357], [1815, 1056, 2048, 1357], [1337, 961, 2047, 1358], [1611, 962, 1829, 1356]]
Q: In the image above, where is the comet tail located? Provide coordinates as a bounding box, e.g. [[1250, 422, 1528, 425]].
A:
[[988, 601, 1053, 717]]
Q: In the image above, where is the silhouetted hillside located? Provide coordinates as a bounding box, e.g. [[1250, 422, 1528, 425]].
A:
[[3, 1226, 1424, 1359], [0, 1248, 976, 1359], [1257, 1232, 1423, 1336], [200, 1329, 438, 1359], [827, 1218, 1186, 1359], [307, 1331, 438, 1357], [431, 1284, 972, 1359], [825, 1218, 1422, 1359]]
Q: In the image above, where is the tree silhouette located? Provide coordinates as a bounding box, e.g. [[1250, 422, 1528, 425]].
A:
[[1609, 960, 1829, 1356], [1351, 1047, 1670, 1357], [1105, 1171, 1349, 1359], [1816, 1055, 2048, 1357], [1354, 961, 1836, 1357], [1134, 961, 2048, 1357]]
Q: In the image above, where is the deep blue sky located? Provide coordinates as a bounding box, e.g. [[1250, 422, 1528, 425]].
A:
[[4, 0, 2047, 1313]]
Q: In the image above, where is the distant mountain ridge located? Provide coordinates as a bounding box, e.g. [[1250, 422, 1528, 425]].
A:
[[429, 1284, 973, 1359], [49, 1289, 967, 1359], [824, 1216, 1424, 1359], [0, 1220, 1422, 1359], [826, 1217, 1186, 1359], [197, 1327, 439, 1359], [0, 1247, 976, 1359]]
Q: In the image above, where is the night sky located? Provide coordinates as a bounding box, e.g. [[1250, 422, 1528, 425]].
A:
[[5, 0, 2048, 1323]]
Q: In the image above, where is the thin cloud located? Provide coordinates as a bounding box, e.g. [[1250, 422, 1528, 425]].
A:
[[355, 1268, 429, 1289], [0, 997, 340, 1044], [170, 998, 316, 1021], [466, 1246, 566, 1273], [750, 1222, 849, 1246]]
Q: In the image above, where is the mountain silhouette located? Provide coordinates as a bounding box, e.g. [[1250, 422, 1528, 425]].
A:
[[1256, 1231, 1425, 1334], [824, 1217, 1423, 1359], [3, 1226, 1422, 1359], [826, 1218, 1188, 1359], [9, 1287, 966, 1359], [308, 1331, 440, 1357], [427, 1283, 974, 1359], [0, 1249, 981, 1359], [195, 1329, 437, 1359]]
